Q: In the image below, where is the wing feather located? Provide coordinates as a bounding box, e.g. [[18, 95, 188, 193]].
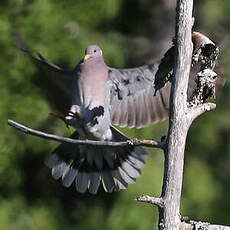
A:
[[109, 63, 170, 128], [19, 45, 73, 113]]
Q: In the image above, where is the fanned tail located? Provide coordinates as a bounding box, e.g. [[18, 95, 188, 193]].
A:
[[45, 127, 147, 194]]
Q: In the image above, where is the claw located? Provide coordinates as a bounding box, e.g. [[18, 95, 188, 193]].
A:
[[67, 111, 81, 120]]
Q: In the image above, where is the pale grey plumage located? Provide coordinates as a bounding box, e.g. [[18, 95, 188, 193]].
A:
[[18, 46, 177, 194], [20, 33, 218, 194], [41, 45, 148, 194], [19, 32, 219, 131]]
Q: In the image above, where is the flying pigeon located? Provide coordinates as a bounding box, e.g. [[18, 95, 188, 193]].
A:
[[19, 32, 219, 194]]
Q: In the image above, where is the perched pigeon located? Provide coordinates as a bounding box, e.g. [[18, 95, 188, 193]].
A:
[[19, 32, 219, 194]]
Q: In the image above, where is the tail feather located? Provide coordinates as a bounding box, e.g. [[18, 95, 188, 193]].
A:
[[88, 172, 101, 194], [120, 160, 141, 179], [129, 146, 147, 162], [112, 170, 128, 190], [76, 172, 89, 193], [93, 150, 103, 170], [46, 154, 60, 168], [117, 167, 136, 184], [51, 161, 68, 180], [102, 171, 115, 193], [127, 155, 145, 169], [62, 164, 79, 188], [45, 128, 147, 194], [103, 151, 115, 169], [86, 150, 94, 166]]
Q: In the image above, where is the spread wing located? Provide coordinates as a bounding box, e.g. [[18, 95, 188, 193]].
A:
[[108, 63, 171, 128], [20, 46, 73, 113], [108, 32, 219, 129], [20, 32, 219, 129]]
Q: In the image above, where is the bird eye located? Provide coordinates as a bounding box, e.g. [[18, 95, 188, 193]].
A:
[[94, 50, 96, 53]]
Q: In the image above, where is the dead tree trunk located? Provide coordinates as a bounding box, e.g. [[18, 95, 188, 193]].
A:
[[7, 0, 229, 229], [158, 0, 194, 229], [137, 0, 229, 229]]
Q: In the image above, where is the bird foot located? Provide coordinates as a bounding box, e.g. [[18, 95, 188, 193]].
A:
[[67, 111, 81, 120]]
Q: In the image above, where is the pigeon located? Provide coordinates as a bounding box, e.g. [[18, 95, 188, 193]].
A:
[[19, 32, 219, 194]]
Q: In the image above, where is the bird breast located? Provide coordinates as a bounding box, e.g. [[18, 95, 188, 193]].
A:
[[72, 60, 112, 140], [78, 60, 108, 109]]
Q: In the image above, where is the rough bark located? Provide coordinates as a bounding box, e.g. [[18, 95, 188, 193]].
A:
[[158, 0, 194, 229], [137, 1, 230, 230]]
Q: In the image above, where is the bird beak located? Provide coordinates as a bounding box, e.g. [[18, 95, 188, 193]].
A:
[[84, 54, 91, 61]]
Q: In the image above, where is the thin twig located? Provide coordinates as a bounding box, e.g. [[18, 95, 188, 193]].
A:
[[7, 119, 164, 148], [135, 195, 163, 208]]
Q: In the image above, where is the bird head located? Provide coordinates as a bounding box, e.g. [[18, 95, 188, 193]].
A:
[[84, 45, 103, 61]]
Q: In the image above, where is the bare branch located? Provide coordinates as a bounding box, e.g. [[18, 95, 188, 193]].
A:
[[7, 119, 164, 148], [185, 221, 230, 230], [135, 195, 163, 208], [186, 102, 216, 123], [204, 225, 230, 230], [130, 138, 165, 149]]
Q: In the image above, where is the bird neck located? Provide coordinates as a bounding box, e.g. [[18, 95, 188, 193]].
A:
[[85, 56, 105, 66]]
